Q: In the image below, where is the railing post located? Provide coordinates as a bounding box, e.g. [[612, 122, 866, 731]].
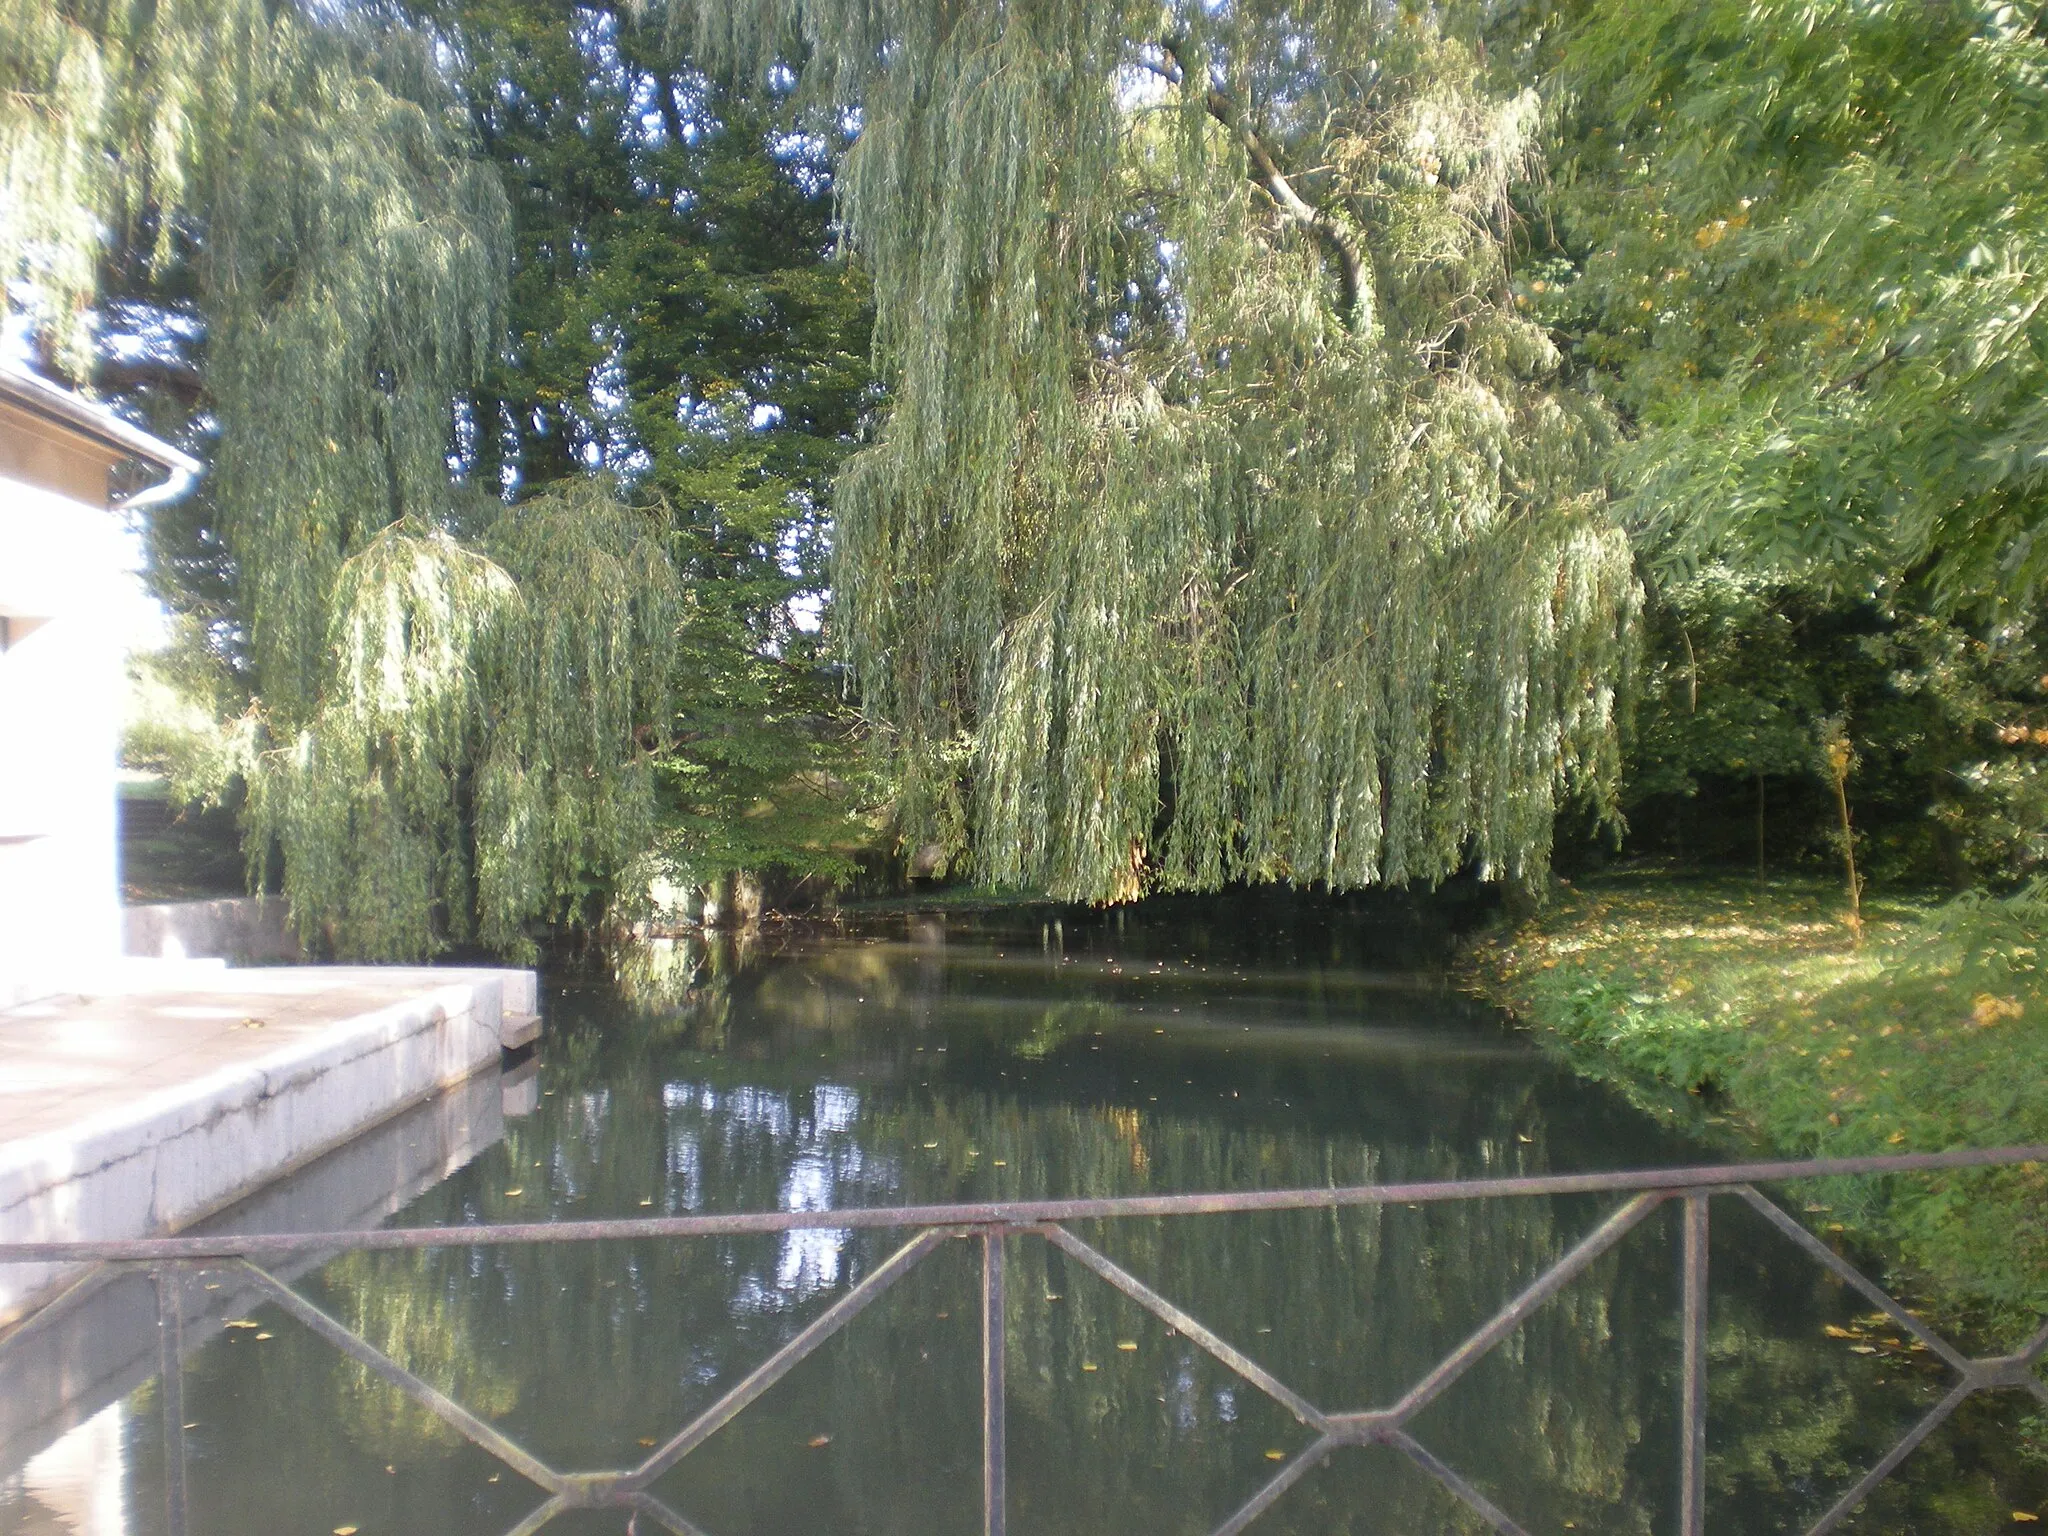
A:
[[156, 1264, 189, 1536], [1680, 1194, 1708, 1536], [982, 1228, 1007, 1536]]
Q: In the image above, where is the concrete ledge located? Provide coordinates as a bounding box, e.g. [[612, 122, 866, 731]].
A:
[[501, 1010, 543, 1051], [122, 895, 302, 965], [0, 1066, 507, 1480], [0, 964, 536, 1326]]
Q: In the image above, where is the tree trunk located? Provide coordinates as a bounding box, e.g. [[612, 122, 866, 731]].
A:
[[1755, 769, 1766, 888]]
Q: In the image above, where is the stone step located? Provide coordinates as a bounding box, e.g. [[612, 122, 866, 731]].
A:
[[500, 1010, 542, 1052]]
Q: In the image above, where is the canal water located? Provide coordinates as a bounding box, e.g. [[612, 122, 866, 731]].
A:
[[2, 897, 2038, 1535]]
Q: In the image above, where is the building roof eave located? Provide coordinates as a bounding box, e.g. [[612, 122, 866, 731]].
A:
[[0, 364, 204, 478]]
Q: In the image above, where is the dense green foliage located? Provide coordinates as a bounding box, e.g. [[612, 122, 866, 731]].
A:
[[11, 3, 880, 956], [10, 0, 2048, 941], [1543, 0, 2048, 610], [1531, 0, 2048, 887], [8, 4, 695, 959], [662, 0, 1641, 903], [1622, 573, 2048, 885], [413, 0, 879, 898]]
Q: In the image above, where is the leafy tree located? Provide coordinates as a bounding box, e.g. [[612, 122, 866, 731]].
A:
[[5, 3, 685, 958], [657, 0, 1641, 903], [1516, 0, 2048, 887], [1619, 571, 2048, 888], [408, 0, 881, 905], [1541, 0, 2048, 613]]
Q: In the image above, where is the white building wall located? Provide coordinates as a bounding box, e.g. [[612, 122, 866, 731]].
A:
[[0, 474, 127, 1009]]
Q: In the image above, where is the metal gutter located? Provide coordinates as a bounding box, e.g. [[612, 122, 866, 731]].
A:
[[0, 364, 203, 480]]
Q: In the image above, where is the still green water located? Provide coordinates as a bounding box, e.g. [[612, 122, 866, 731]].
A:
[[25, 899, 2047, 1534]]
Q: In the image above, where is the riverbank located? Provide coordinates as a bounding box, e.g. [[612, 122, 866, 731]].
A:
[[1466, 868, 2048, 1332]]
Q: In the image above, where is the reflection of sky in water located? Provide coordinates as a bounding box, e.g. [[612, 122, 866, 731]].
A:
[[5, 1399, 126, 1535], [658, 1079, 895, 1306]]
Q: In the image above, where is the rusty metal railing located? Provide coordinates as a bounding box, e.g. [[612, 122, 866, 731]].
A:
[[4, 1145, 2045, 1536]]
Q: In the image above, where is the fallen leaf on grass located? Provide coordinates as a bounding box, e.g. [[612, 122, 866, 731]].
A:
[[808, 1435, 832, 1449], [1116, 1340, 1138, 1351], [638, 1438, 657, 1447], [1822, 1325, 1856, 1339], [1973, 994, 2024, 1026], [503, 1188, 523, 1197], [224, 1320, 261, 1330], [1264, 1450, 1286, 1461], [2014, 1514, 2039, 1524]]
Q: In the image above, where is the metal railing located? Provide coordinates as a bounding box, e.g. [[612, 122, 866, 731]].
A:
[[4, 1145, 2045, 1536]]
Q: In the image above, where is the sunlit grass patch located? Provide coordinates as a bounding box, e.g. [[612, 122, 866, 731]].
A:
[[1469, 869, 2048, 1332]]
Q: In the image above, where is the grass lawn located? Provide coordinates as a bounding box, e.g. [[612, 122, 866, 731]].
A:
[[1467, 867, 2048, 1332]]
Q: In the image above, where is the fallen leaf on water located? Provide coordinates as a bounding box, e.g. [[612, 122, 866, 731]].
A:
[[1264, 1450, 1286, 1461], [2015, 1514, 2039, 1524], [333, 1527, 357, 1535], [254, 1332, 272, 1341], [808, 1435, 832, 1449], [638, 1438, 657, 1447], [1082, 1362, 1099, 1372], [224, 1320, 261, 1330]]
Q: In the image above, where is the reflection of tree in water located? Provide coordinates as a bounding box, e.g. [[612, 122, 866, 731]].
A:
[[259, 929, 2044, 1535]]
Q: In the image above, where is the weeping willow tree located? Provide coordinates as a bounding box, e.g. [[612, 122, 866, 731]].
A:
[[3, 3, 682, 958], [666, 0, 1639, 902]]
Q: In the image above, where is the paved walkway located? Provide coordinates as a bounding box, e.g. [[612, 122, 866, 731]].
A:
[[0, 963, 537, 1328], [0, 967, 480, 1145]]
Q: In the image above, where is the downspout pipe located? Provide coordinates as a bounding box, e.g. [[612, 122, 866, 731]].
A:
[[115, 459, 201, 514]]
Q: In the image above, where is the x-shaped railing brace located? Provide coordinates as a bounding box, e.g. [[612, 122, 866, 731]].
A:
[[133, 1188, 2048, 1536]]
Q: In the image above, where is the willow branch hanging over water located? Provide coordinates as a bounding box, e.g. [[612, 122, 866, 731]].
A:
[[670, 0, 1640, 900], [6, 3, 683, 958]]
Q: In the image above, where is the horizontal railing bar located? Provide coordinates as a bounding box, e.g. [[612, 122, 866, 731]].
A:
[[1, 1146, 2038, 1264]]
